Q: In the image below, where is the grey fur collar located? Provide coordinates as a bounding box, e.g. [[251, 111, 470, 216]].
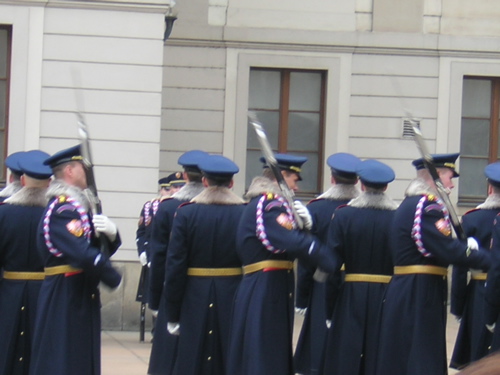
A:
[[317, 184, 360, 200], [0, 181, 22, 198], [477, 194, 500, 209], [4, 187, 48, 207], [46, 179, 91, 211], [348, 192, 398, 210], [192, 186, 244, 205], [245, 176, 281, 200], [172, 182, 204, 201], [405, 178, 436, 197]]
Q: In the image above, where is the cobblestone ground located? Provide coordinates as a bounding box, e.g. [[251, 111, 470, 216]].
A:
[[101, 311, 461, 375]]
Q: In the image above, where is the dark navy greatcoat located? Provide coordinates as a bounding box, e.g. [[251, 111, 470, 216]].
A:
[[450, 205, 499, 369], [294, 188, 356, 375], [165, 189, 245, 375], [135, 198, 159, 303], [322, 195, 396, 375], [0, 190, 46, 375], [226, 180, 336, 375], [375, 192, 491, 375], [30, 190, 121, 375], [148, 183, 204, 375], [485, 215, 500, 351]]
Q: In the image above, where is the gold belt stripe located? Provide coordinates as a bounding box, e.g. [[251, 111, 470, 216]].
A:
[[45, 265, 82, 276], [471, 273, 487, 281], [344, 273, 392, 284], [394, 265, 448, 277], [243, 260, 294, 275], [3, 271, 45, 280], [187, 267, 243, 277]]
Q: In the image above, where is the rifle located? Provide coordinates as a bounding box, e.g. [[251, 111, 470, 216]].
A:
[[73, 74, 112, 257], [138, 265, 147, 342], [248, 113, 328, 281], [247, 112, 304, 229], [411, 124, 466, 241], [389, 74, 466, 241]]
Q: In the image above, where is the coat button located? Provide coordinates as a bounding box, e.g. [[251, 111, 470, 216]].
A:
[[91, 294, 96, 299], [20, 331, 24, 336], [19, 357, 23, 362], [207, 356, 212, 361], [21, 306, 25, 311], [208, 330, 213, 335], [209, 303, 214, 308]]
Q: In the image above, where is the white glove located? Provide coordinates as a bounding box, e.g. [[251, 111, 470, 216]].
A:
[[293, 200, 313, 230], [167, 322, 180, 335], [487, 323, 496, 333], [467, 237, 479, 251], [139, 252, 148, 266], [295, 307, 307, 316], [93, 214, 117, 241]]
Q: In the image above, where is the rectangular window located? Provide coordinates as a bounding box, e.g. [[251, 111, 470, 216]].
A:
[[0, 26, 11, 183], [459, 76, 500, 206], [246, 68, 326, 197]]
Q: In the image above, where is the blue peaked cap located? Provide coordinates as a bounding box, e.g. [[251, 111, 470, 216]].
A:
[[412, 153, 459, 177], [177, 150, 208, 172], [260, 153, 307, 180], [43, 144, 83, 168], [485, 162, 500, 187], [5, 151, 25, 175], [199, 155, 239, 178], [17, 150, 53, 179], [356, 159, 395, 186], [327, 153, 361, 179], [159, 172, 185, 187]]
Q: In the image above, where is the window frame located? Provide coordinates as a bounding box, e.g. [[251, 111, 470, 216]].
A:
[[0, 25, 12, 184], [247, 67, 327, 198], [458, 75, 500, 206]]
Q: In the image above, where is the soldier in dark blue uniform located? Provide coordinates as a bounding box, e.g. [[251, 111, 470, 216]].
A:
[[483, 165, 500, 353], [226, 154, 337, 375], [136, 172, 185, 341], [0, 150, 52, 375], [30, 145, 122, 375], [294, 152, 361, 375], [450, 162, 500, 369], [0, 151, 24, 202], [148, 150, 207, 375], [322, 159, 397, 375], [164, 155, 245, 375], [375, 153, 491, 375]]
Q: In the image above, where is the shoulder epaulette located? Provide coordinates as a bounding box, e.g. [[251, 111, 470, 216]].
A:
[[160, 196, 173, 203], [57, 195, 67, 203], [425, 194, 437, 202], [178, 201, 195, 209], [463, 208, 480, 216], [308, 198, 324, 204], [263, 192, 276, 200]]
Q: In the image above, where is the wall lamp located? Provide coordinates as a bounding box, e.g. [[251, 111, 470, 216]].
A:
[[164, 4, 178, 41]]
